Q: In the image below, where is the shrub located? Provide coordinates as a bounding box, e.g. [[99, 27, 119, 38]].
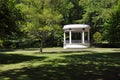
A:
[[93, 32, 102, 43], [0, 39, 3, 47]]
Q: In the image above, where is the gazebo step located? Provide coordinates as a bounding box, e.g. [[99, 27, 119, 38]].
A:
[[64, 44, 89, 49]]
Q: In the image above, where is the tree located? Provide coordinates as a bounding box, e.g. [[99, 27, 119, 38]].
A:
[[54, 0, 84, 24], [0, 0, 24, 41], [17, 0, 62, 53], [105, 0, 120, 43], [79, 0, 118, 43]]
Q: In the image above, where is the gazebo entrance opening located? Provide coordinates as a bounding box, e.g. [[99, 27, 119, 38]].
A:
[[65, 32, 82, 43], [63, 24, 90, 49]]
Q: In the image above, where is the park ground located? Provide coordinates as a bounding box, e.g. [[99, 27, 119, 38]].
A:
[[0, 47, 120, 80]]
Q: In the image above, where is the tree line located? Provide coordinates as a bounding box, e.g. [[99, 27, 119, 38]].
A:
[[0, 0, 120, 52]]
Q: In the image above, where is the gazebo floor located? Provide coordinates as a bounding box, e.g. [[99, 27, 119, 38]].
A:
[[64, 43, 90, 49]]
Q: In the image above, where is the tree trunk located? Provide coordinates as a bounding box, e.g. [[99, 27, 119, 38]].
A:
[[39, 32, 47, 53], [40, 38, 43, 53], [40, 46, 42, 53]]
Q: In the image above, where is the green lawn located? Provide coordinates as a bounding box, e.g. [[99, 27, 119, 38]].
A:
[[0, 48, 120, 80]]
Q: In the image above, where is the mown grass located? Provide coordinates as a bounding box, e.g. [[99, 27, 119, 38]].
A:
[[0, 48, 120, 80]]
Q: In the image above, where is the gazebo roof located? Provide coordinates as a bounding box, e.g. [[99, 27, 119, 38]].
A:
[[63, 24, 90, 30]]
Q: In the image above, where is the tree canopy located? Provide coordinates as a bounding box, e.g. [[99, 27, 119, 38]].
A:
[[16, 0, 62, 52], [0, 0, 24, 40], [105, 0, 120, 43], [0, 0, 120, 49]]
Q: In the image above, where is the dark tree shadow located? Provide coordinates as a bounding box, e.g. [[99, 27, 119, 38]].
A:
[[113, 49, 120, 51], [42, 50, 93, 54], [22, 48, 40, 51], [0, 48, 39, 52], [0, 49, 16, 52], [0, 53, 46, 64], [0, 51, 120, 80]]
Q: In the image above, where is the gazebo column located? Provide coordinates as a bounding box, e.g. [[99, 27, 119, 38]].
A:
[[69, 30, 72, 44], [64, 31, 66, 44], [82, 31, 85, 43]]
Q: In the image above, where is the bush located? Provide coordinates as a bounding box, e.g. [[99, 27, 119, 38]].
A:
[[0, 39, 3, 47], [93, 32, 102, 43], [92, 43, 120, 48]]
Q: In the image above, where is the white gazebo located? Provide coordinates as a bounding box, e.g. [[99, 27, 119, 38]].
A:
[[63, 24, 90, 49]]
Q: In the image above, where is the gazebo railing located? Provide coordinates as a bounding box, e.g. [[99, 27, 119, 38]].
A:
[[66, 40, 69, 43], [72, 40, 82, 43], [65, 40, 89, 43]]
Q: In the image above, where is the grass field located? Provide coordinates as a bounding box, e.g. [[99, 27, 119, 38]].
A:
[[0, 48, 120, 80]]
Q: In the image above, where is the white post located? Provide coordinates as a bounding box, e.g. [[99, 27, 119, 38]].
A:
[[88, 31, 90, 43], [82, 31, 85, 43], [69, 30, 72, 44], [64, 31, 66, 44]]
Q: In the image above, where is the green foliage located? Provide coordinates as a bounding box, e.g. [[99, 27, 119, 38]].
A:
[[105, 0, 120, 43], [1, 0, 120, 48], [17, 0, 62, 52], [0, 39, 3, 47], [93, 32, 102, 43], [79, 0, 118, 41], [0, 0, 24, 40], [60, 0, 84, 24]]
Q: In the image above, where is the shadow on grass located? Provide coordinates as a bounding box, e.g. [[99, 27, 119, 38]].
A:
[[0, 48, 39, 52], [0, 49, 16, 52], [113, 49, 120, 52], [41, 50, 93, 54], [22, 48, 39, 51], [0, 53, 46, 64], [0, 51, 120, 80]]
